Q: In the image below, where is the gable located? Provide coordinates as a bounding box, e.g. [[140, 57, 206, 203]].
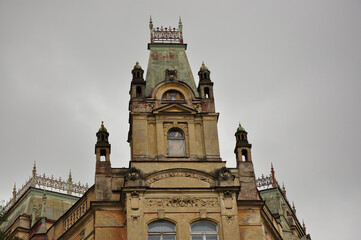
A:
[[153, 103, 197, 115]]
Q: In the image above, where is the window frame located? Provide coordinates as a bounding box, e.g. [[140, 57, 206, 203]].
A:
[[148, 220, 176, 240], [167, 128, 186, 157], [162, 90, 185, 101], [190, 220, 219, 240]]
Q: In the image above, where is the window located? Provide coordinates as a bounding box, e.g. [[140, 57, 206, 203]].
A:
[[148, 220, 176, 240], [191, 221, 218, 240], [162, 90, 184, 101], [204, 87, 210, 98], [136, 86, 142, 97], [167, 129, 186, 157]]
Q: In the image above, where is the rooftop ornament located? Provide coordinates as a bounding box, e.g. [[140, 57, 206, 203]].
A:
[[0, 163, 89, 214], [149, 16, 184, 44]]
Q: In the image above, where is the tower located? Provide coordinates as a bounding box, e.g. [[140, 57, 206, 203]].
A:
[[94, 121, 112, 201], [197, 62, 215, 112], [234, 123, 259, 200]]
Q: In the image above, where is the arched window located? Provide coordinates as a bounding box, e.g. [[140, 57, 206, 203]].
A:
[[167, 128, 185, 156], [191, 221, 218, 240], [241, 149, 248, 162], [162, 90, 184, 101], [148, 220, 176, 240], [204, 87, 210, 98]]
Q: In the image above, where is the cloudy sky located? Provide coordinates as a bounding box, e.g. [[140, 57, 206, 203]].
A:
[[0, 0, 360, 239]]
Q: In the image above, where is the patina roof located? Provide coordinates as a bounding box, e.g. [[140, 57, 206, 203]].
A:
[[145, 43, 198, 97]]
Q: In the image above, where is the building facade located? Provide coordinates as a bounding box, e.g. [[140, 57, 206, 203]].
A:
[[1, 19, 311, 240]]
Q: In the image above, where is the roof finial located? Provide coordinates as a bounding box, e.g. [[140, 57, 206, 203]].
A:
[[134, 61, 142, 69], [101, 121, 104, 128], [13, 183, 17, 201], [302, 220, 306, 233], [282, 182, 287, 200], [271, 162, 278, 187], [68, 169, 72, 181]]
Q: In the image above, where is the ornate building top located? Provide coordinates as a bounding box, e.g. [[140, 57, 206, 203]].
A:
[[0, 163, 89, 214], [149, 16, 183, 44]]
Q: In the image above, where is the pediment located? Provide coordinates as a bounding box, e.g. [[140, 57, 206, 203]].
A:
[[153, 103, 197, 115], [145, 169, 215, 188]]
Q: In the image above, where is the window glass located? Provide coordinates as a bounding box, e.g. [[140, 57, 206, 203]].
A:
[[162, 91, 184, 100], [148, 221, 176, 240], [191, 221, 218, 240], [167, 129, 185, 156]]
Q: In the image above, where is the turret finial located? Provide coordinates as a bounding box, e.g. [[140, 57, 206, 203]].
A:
[[134, 61, 142, 69], [101, 121, 104, 128], [13, 183, 17, 201]]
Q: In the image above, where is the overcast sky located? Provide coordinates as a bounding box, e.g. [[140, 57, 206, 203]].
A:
[[0, 1, 360, 239]]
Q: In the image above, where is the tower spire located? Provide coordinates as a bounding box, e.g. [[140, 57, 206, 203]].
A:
[[271, 163, 278, 187]]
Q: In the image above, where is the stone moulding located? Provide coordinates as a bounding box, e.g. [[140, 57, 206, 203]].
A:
[[145, 196, 219, 208], [144, 170, 215, 187]]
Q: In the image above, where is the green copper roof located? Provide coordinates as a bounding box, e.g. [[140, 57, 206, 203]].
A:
[[200, 62, 208, 71], [145, 44, 198, 97], [134, 61, 142, 69], [237, 122, 246, 132]]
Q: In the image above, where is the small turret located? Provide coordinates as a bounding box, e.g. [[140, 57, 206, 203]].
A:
[[94, 121, 112, 201], [235, 123, 258, 200], [95, 121, 111, 162], [198, 62, 214, 99], [130, 62, 146, 99], [234, 122, 252, 162], [197, 62, 215, 112]]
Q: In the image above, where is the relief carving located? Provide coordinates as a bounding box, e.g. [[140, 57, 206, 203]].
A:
[[146, 197, 219, 208], [145, 171, 215, 186], [126, 168, 141, 181], [131, 215, 140, 224], [225, 215, 234, 224], [218, 167, 234, 181]]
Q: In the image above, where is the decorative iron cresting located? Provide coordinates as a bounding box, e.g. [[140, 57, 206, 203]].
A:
[[256, 174, 274, 189], [0, 164, 89, 214], [256, 163, 279, 190], [149, 17, 183, 44]]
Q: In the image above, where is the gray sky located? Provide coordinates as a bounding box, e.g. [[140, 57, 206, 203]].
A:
[[1, 1, 360, 239]]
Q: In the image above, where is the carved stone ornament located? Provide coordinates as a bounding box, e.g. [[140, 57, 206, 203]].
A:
[[218, 167, 234, 181], [145, 171, 215, 186], [225, 215, 234, 224], [131, 215, 140, 224], [165, 69, 178, 81], [126, 168, 141, 181], [224, 191, 232, 198], [146, 197, 219, 208]]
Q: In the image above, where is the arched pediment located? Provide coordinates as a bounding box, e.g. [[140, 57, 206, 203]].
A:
[[145, 169, 216, 188], [152, 82, 196, 100]]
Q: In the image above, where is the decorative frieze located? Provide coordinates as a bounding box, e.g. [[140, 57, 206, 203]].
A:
[[145, 172, 215, 186], [145, 197, 219, 208]]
